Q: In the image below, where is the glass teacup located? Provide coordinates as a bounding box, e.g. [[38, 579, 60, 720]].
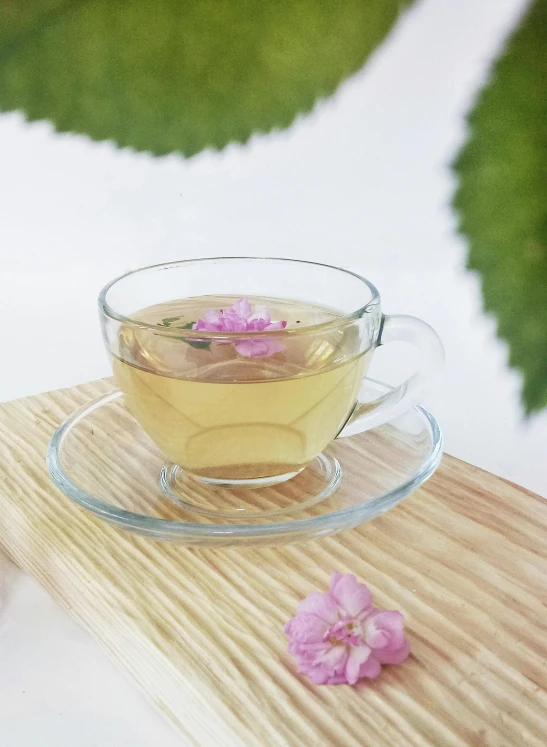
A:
[[99, 258, 444, 488]]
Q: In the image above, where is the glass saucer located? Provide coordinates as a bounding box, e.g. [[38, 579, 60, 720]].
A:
[[46, 380, 442, 546]]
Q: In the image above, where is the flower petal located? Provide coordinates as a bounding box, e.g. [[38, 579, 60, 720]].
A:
[[359, 655, 382, 680], [373, 637, 411, 665], [365, 610, 405, 651], [296, 592, 338, 624], [235, 339, 285, 357], [231, 298, 252, 319], [306, 665, 332, 685], [345, 645, 371, 685], [234, 339, 268, 357], [222, 310, 248, 332], [366, 628, 391, 649], [293, 641, 329, 656], [330, 574, 373, 617], [247, 318, 269, 331], [265, 320, 287, 331], [194, 318, 221, 331], [314, 645, 347, 672], [249, 305, 271, 324], [285, 613, 330, 643], [329, 571, 343, 591], [263, 340, 286, 355], [326, 674, 349, 685], [287, 639, 301, 656], [204, 310, 223, 324]]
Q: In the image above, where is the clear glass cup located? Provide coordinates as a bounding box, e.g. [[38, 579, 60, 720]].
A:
[[99, 257, 444, 488]]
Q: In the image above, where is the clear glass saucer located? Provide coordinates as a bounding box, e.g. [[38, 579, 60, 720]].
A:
[[46, 380, 442, 546]]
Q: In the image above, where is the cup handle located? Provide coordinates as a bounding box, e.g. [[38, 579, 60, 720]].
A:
[[337, 314, 445, 437]]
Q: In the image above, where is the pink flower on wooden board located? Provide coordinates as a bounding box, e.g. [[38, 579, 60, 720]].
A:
[[193, 298, 287, 357], [284, 572, 410, 685]]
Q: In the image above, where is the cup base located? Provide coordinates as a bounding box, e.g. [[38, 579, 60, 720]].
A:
[[176, 467, 306, 490], [159, 453, 342, 519]]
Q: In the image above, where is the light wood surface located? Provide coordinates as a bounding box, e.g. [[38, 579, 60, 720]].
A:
[[0, 379, 546, 746]]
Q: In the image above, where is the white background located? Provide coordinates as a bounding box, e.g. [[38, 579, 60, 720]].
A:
[[0, 0, 543, 745]]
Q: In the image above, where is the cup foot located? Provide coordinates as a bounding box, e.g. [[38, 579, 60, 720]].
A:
[[159, 453, 342, 519], [178, 467, 306, 490]]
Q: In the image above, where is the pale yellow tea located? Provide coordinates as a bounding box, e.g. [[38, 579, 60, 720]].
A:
[[113, 296, 369, 481]]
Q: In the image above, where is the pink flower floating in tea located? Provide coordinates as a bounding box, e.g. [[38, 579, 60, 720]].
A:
[[285, 572, 410, 685], [193, 298, 288, 357]]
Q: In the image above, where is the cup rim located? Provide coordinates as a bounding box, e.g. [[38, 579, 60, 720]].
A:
[[98, 256, 380, 338]]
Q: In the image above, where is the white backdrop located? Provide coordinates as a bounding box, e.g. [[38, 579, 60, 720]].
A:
[[1, 2, 544, 746]]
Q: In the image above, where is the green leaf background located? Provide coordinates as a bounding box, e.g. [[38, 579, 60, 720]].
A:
[[0, 0, 413, 156], [453, 0, 547, 414]]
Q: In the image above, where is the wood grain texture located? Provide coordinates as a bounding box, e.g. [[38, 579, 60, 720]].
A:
[[0, 379, 546, 746]]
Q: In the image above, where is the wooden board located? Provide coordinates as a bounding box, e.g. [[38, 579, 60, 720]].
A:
[[0, 379, 546, 747]]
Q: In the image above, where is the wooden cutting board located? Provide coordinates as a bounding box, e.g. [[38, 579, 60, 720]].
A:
[[0, 379, 546, 747]]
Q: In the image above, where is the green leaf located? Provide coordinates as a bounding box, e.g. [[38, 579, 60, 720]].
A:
[[157, 316, 182, 327], [0, 1, 68, 47], [452, 0, 547, 414], [177, 339, 212, 351], [0, 0, 413, 157], [174, 322, 211, 350]]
